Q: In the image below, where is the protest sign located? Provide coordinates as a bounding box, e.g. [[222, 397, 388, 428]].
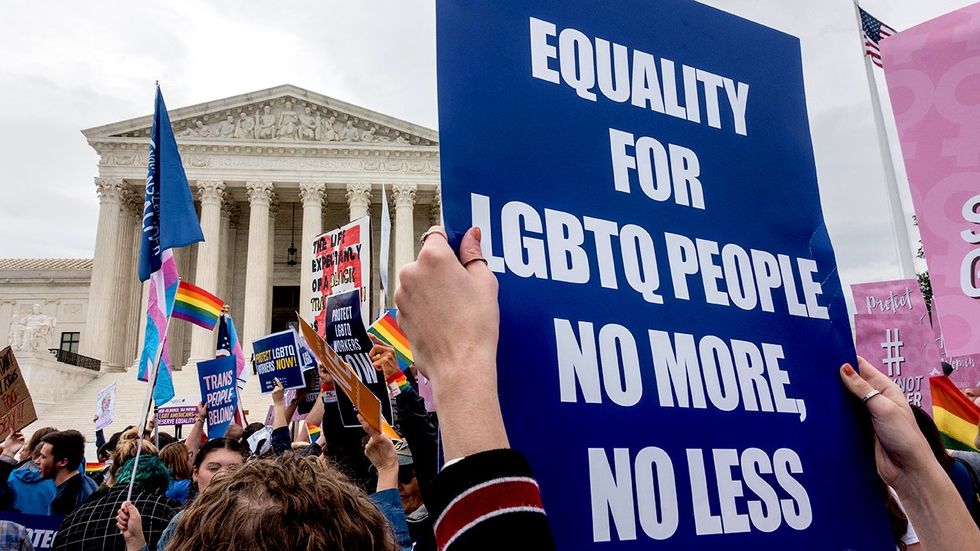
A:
[[325, 289, 392, 428], [310, 216, 371, 335], [94, 383, 116, 431], [295, 315, 399, 439], [196, 355, 237, 438], [436, 0, 892, 547], [297, 366, 320, 416], [296, 333, 317, 372], [946, 353, 980, 388], [0, 348, 37, 440], [252, 330, 306, 393], [156, 399, 199, 427], [882, 4, 980, 358], [0, 511, 62, 550], [850, 279, 930, 318], [855, 313, 942, 411]]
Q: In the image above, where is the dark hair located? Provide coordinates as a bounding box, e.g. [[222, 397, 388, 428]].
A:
[[26, 427, 57, 459], [168, 454, 397, 551], [156, 432, 177, 449], [241, 422, 265, 451], [194, 438, 245, 470], [911, 404, 953, 473], [40, 430, 85, 471]]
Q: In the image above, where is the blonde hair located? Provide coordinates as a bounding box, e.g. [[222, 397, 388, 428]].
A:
[[109, 429, 158, 479], [159, 442, 192, 480]]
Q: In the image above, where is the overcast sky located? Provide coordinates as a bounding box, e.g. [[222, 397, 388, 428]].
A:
[[0, 0, 973, 295]]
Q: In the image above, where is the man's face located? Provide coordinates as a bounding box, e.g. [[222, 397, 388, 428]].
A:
[[34, 443, 64, 479]]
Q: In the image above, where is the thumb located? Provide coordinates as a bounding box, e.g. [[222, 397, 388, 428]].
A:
[[368, 334, 385, 347], [459, 227, 488, 273]]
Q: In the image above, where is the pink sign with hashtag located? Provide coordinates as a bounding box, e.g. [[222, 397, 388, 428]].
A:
[[882, 5, 980, 357], [854, 313, 942, 412]]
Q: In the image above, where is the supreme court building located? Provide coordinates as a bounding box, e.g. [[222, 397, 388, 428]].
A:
[[78, 84, 441, 372]]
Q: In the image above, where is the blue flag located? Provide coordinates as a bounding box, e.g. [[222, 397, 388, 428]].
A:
[[138, 85, 204, 281]]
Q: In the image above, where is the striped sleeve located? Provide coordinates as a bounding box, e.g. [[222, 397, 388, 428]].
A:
[[429, 449, 555, 550]]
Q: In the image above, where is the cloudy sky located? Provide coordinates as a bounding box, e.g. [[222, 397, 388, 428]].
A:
[[0, 0, 973, 295]]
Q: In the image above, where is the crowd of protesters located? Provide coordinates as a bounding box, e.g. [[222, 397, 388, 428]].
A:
[[0, 226, 976, 550]]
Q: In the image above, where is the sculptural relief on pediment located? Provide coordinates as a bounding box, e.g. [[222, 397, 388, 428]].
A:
[[112, 97, 436, 146]]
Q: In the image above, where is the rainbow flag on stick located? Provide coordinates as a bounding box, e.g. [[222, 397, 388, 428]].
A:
[[369, 310, 414, 370], [307, 422, 322, 443], [85, 462, 106, 474], [930, 375, 980, 451], [172, 281, 224, 330]]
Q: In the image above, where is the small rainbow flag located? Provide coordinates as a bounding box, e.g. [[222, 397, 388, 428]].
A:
[[85, 462, 106, 474], [930, 375, 980, 451], [172, 281, 224, 330], [369, 310, 413, 370], [307, 422, 322, 443]]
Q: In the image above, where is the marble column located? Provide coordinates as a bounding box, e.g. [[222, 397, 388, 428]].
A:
[[113, 191, 143, 369], [392, 183, 418, 286], [430, 186, 443, 227], [243, 181, 275, 360], [266, 198, 279, 336], [185, 180, 225, 367], [299, 182, 326, 322], [219, 200, 239, 309], [81, 177, 126, 369], [346, 182, 372, 222]]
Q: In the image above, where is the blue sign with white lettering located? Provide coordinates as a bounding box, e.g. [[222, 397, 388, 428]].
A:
[[197, 355, 237, 438], [0, 512, 62, 550], [436, 1, 891, 548]]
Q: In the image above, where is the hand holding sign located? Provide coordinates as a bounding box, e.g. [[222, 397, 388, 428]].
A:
[[394, 226, 509, 460], [368, 335, 399, 379]]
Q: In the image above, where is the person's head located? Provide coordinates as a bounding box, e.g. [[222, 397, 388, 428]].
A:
[[156, 432, 177, 449], [159, 442, 192, 481], [36, 430, 85, 479], [910, 404, 953, 472], [240, 422, 265, 447], [25, 427, 57, 460], [109, 430, 158, 482], [114, 455, 170, 496], [224, 423, 244, 442], [192, 438, 245, 493], [394, 442, 423, 512], [168, 454, 397, 551]]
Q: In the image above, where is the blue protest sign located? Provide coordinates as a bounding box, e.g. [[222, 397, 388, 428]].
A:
[[436, 1, 891, 549], [0, 511, 62, 550], [325, 289, 392, 428], [252, 330, 306, 393], [196, 355, 237, 438]]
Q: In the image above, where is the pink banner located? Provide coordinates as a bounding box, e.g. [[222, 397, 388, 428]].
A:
[[882, 5, 980, 357], [850, 278, 929, 317], [855, 313, 942, 412]]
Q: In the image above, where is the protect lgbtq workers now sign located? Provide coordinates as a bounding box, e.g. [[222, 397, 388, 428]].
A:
[[435, 1, 892, 549]]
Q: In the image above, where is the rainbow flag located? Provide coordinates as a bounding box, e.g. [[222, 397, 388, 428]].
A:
[[930, 375, 980, 451], [172, 281, 224, 330], [368, 310, 414, 370], [307, 422, 322, 443], [85, 462, 106, 474]]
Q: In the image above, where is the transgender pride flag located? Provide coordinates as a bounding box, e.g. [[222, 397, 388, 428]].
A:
[[136, 85, 204, 407]]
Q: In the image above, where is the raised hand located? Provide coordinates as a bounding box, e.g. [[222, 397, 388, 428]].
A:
[[368, 334, 400, 379], [116, 500, 147, 551]]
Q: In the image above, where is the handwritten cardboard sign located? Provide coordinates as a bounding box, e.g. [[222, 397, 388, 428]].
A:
[[0, 348, 37, 440]]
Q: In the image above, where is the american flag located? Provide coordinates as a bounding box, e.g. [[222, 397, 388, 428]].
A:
[[860, 7, 896, 68]]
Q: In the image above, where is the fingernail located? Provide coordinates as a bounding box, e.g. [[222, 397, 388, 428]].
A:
[[841, 364, 855, 376], [473, 226, 482, 242]]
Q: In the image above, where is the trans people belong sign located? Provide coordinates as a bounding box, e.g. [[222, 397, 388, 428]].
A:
[[436, 1, 891, 549]]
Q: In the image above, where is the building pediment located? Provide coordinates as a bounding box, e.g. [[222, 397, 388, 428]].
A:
[[82, 84, 437, 147]]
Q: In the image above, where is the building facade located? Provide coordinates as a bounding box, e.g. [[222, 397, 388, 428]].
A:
[[78, 84, 441, 373]]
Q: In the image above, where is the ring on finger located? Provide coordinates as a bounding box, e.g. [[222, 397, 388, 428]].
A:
[[861, 389, 881, 403], [419, 228, 447, 246], [464, 257, 489, 268]]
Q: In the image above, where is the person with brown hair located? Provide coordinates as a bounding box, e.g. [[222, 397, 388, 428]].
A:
[[0, 429, 57, 514], [118, 454, 399, 551], [157, 442, 192, 504], [103, 431, 159, 490]]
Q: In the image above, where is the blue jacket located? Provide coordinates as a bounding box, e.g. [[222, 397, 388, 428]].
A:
[[7, 464, 56, 515]]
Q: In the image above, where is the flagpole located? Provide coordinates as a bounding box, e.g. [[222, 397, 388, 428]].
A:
[[126, 293, 176, 502], [851, 0, 916, 279]]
